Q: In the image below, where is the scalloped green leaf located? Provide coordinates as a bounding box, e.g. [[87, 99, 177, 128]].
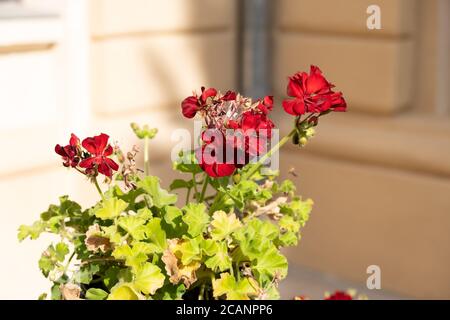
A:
[[137, 176, 177, 208], [94, 197, 128, 220], [182, 203, 210, 237]]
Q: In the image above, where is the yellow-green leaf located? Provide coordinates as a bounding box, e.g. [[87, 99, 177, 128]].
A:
[[133, 262, 165, 295], [210, 211, 242, 241], [108, 283, 140, 300], [94, 197, 128, 220]]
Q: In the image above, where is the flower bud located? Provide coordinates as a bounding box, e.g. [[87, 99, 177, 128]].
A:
[[299, 137, 308, 146], [305, 128, 315, 138]]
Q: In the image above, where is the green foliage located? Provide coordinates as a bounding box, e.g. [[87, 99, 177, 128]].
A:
[[19, 129, 313, 300]]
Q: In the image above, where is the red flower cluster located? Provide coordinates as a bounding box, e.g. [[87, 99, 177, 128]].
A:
[[181, 87, 218, 118], [181, 89, 275, 177], [181, 66, 347, 178], [55, 133, 118, 178], [282, 65, 347, 116]]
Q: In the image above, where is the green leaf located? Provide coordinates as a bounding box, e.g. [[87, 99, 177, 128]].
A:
[[205, 242, 232, 272], [102, 225, 123, 245], [182, 203, 210, 237], [38, 254, 53, 277], [18, 221, 45, 241], [212, 273, 258, 300], [55, 242, 69, 262], [108, 283, 140, 300], [169, 179, 194, 191], [154, 284, 186, 300], [210, 211, 242, 241], [133, 262, 165, 295], [85, 288, 109, 300], [94, 197, 128, 220], [136, 207, 152, 220], [279, 215, 300, 233], [253, 247, 288, 282], [112, 244, 147, 271], [137, 176, 177, 208], [280, 198, 313, 225], [163, 206, 182, 228], [38, 293, 47, 300], [172, 151, 202, 174], [118, 216, 146, 240], [278, 180, 296, 194], [51, 284, 61, 300], [74, 264, 100, 284], [201, 239, 218, 256], [179, 237, 202, 265], [144, 218, 167, 252]]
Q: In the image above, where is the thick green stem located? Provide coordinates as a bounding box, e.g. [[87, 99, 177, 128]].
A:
[[185, 187, 192, 205], [144, 136, 149, 176], [93, 176, 105, 200], [241, 128, 296, 181]]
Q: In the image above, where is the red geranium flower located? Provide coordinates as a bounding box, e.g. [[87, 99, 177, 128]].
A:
[[79, 133, 119, 178], [55, 134, 81, 167], [240, 110, 274, 157], [221, 90, 237, 101], [196, 131, 237, 178], [181, 87, 218, 118], [282, 65, 347, 116], [325, 291, 353, 300], [257, 95, 273, 115]]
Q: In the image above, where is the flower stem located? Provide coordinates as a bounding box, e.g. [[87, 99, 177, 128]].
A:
[[199, 175, 209, 203], [93, 176, 105, 200], [192, 173, 199, 199], [185, 187, 192, 205], [144, 136, 149, 176], [241, 128, 296, 181]]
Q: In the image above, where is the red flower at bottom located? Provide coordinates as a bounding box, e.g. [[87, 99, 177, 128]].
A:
[[325, 291, 353, 300], [79, 133, 119, 178]]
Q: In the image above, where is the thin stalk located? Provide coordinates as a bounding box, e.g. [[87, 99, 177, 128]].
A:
[[93, 176, 105, 200], [144, 136, 150, 176], [198, 175, 209, 203], [192, 173, 199, 199], [185, 187, 192, 205], [241, 129, 296, 181]]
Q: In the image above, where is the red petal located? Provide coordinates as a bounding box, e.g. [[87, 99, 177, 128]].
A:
[[103, 145, 113, 156], [81, 137, 97, 154], [222, 90, 237, 101], [79, 157, 95, 168], [286, 78, 304, 97], [201, 87, 217, 103], [283, 99, 305, 116], [105, 157, 119, 171], [69, 134, 80, 147], [181, 96, 199, 118], [214, 163, 236, 177], [94, 133, 109, 154], [98, 162, 112, 177], [306, 73, 329, 95], [55, 144, 65, 157]]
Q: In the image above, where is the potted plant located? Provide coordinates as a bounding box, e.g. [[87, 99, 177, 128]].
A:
[[19, 66, 348, 300]]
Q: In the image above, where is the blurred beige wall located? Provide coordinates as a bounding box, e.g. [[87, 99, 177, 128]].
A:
[[0, 0, 449, 299], [274, 0, 450, 299]]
